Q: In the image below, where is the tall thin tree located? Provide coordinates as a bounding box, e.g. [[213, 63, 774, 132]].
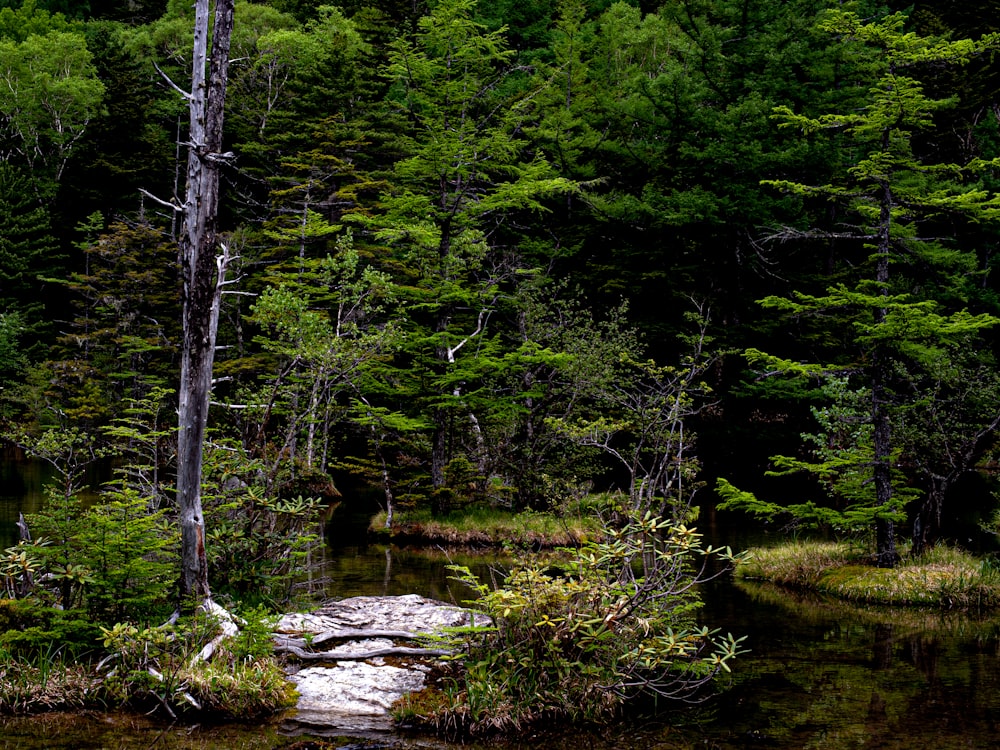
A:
[[176, 0, 235, 603]]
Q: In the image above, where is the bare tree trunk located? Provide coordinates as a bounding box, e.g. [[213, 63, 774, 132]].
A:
[[176, 0, 235, 603]]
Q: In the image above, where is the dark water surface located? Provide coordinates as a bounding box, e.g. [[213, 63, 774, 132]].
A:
[[3, 489, 1000, 747]]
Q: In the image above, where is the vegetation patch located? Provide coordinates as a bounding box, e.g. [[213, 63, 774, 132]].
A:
[[0, 648, 98, 714], [369, 507, 603, 549], [737, 541, 1000, 608], [395, 513, 746, 737], [98, 607, 297, 720], [735, 541, 851, 587]]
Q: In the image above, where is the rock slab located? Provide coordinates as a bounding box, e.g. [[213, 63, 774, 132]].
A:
[[275, 594, 486, 732]]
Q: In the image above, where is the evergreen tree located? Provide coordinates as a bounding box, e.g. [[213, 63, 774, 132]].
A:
[[0, 164, 59, 363], [719, 11, 1000, 566], [361, 0, 574, 492]]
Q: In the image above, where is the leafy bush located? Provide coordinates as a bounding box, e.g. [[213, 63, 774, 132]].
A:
[[25, 486, 175, 622], [427, 512, 747, 734], [99, 607, 296, 719], [204, 488, 327, 606], [202, 442, 328, 607]]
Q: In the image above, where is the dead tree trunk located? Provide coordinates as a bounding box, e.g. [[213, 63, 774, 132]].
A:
[[176, 0, 235, 604]]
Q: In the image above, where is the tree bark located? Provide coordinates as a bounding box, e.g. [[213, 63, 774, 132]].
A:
[[176, 0, 235, 603]]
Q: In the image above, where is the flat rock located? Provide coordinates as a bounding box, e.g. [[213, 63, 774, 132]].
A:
[[288, 660, 431, 732], [277, 595, 488, 732], [276, 593, 483, 636]]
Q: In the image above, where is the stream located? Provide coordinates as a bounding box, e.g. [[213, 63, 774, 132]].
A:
[[3, 474, 1000, 748]]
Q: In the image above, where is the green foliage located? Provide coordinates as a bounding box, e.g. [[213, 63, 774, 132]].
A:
[[370, 504, 602, 548], [101, 386, 177, 510], [0, 639, 95, 713], [74, 486, 175, 622], [436, 511, 747, 733], [11, 405, 175, 622], [99, 608, 296, 718], [0, 0, 76, 42], [52, 221, 180, 422], [61, 21, 174, 219], [0, 164, 58, 356], [26, 483, 174, 621], [353, 0, 577, 491], [736, 540, 1000, 608], [549, 306, 714, 518], [202, 443, 327, 606], [0, 598, 101, 656], [719, 376, 914, 545], [0, 28, 104, 198], [727, 9, 1000, 563]]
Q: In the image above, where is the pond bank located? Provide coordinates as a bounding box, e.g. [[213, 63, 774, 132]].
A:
[[8, 543, 1000, 749], [737, 540, 1000, 607]]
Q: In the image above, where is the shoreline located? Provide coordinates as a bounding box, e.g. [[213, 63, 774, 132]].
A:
[[735, 540, 1000, 608]]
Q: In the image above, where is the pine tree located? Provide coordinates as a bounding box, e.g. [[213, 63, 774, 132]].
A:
[[360, 0, 575, 491], [0, 164, 59, 366], [720, 10, 1000, 566]]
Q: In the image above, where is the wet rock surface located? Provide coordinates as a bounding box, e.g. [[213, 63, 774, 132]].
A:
[[274, 595, 487, 732]]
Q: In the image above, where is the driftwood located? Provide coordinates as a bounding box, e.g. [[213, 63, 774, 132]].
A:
[[309, 629, 427, 646], [191, 598, 241, 665], [276, 643, 452, 661]]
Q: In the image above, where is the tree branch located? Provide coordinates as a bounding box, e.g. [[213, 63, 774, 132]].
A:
[[153, 61, 192, 100], [139, 188, 183, 213]]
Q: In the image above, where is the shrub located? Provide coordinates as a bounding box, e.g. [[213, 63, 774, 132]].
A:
[[98, 606, 296, 719], [425, 512, 747, 735]]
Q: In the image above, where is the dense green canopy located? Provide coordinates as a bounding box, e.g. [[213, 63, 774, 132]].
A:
[[2, 0, 1000, 561]]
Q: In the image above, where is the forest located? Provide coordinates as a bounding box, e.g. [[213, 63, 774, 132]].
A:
[[2, 0, 1000, 731]]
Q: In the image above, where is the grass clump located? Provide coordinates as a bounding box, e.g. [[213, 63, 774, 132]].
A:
[[98, 606, 296, 719], [735, 541, 856, 587], [370, 506, 603, 548], [736, 541, 1000, 608], [0, 646, 98, 713]]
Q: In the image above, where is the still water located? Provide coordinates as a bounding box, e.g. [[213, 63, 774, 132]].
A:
[[2, 475, 1000, 748]]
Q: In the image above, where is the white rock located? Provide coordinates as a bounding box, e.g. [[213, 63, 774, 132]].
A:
[[289, 661, 429, 731], [278, 595, 488, 732]]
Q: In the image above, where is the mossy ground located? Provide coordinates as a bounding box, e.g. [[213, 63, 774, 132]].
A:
[[736, 541, 1000, 608]]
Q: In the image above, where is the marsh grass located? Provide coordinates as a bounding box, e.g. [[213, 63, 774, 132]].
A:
[[736, 541, 1000, 608], [369, 506, 603, 548], [0, 646, 98, 713], [98, 606, 297, 720]]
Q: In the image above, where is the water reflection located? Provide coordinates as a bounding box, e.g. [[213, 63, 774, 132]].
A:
[[696, 578, 1000, 749], [5, 480, 1000, 748], [0, 448, 52, 549]]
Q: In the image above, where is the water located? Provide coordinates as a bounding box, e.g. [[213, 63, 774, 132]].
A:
[[0, 448, 52, 548], [4, 478, 1000, 748]]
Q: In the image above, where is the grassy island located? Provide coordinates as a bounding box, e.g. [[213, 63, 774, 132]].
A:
[[737, 542, 1000, 609], [368, 507, 605, 549]]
